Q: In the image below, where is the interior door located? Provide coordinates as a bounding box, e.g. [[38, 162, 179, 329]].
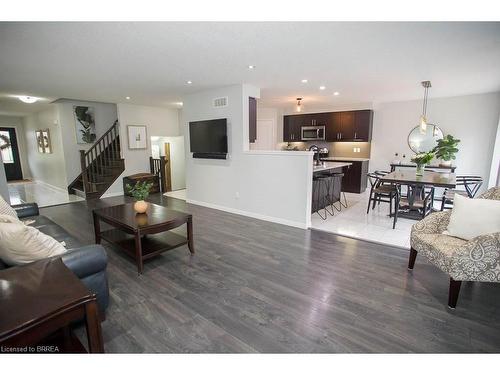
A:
[[163, 143, 172, 192], [0, 127, 23, 181], [251, 120, 276, 150]]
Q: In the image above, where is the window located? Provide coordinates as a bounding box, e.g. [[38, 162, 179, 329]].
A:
[[0, 130, 14, 164]]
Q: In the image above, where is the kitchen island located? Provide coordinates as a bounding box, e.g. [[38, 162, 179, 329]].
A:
[[312, 162, 352, 214]]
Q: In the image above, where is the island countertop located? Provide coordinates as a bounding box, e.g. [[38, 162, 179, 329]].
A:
[[313, 161, 352, 173]]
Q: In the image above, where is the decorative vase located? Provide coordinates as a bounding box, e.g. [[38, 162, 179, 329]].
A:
[[416, 164, 425, 176], [439, 160, 452, 167], [134, 200, 148, 214]]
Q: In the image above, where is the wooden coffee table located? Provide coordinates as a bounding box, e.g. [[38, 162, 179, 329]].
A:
[[0, 258, 104, 353], [93, 202, 194, 274]]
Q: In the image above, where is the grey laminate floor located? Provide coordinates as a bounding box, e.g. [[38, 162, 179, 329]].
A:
[[40, 194, 500, 353]]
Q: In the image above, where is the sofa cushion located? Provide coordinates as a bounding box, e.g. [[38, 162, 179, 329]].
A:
[[23, 215, 84, 249], [0, 214, 67, 266], [0, 196, 18, 218]]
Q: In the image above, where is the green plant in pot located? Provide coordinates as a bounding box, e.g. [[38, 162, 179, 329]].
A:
[[126, 181, 154, 214], [432, 134, 460, 167], [411, 151, 434, 176]]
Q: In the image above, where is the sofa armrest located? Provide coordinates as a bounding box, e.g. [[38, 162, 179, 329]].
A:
[[61, 245, 108, 279], [411, 211, 451, 235], [12, 203, 40, 219], [449, 232, 500, 282]]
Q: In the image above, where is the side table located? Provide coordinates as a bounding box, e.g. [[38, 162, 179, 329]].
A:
[[0, 258, 104, 353]]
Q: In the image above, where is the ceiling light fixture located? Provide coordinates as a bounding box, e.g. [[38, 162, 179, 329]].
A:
[[333, 91, 340, 96], [18, 96, 39, 104], [419, 81, 432, 135], [296, 98, 303, 113], [248, 65, 255, 70], [319, 86, 326, 91], [187, 80, 193, 85], [301, 79, 308, 83], [125, 96, 131, 100]]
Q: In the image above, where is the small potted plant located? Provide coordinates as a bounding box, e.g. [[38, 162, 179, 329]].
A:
[[411, 151, 434, 176], [126, 181, 154, 214], [432, 134, 460, 167]]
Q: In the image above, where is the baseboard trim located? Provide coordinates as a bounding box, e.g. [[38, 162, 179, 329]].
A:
[[34, 180, 69, 194], [100, 191, 124, 199], [186, 198, 308, 229]]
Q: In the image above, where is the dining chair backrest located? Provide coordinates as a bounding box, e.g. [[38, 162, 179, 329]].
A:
[[367, 172, 381, 188], [456, 175, 483, 198]]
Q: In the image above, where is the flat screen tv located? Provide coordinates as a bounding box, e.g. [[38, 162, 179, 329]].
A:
[[189, 118, 228, 159]]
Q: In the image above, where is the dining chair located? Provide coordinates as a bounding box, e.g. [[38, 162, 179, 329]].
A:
[[440, 175, 483, 210], [392, 184, 435, 229], [366, 171, 397, 215]]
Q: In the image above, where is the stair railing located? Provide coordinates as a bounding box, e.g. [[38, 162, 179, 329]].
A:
[[79, 120, 120, 193]]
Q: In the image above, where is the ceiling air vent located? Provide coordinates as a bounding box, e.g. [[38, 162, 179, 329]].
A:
[[213, 96, 228, 108]]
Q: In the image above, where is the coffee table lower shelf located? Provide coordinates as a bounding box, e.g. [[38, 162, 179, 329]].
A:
[[100, 229, 188, 266]]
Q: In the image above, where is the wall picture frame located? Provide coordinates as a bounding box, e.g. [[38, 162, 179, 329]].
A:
[[127, 125, 147, 149], [35, 130, 44, 153], [74, 105, 97, 144]]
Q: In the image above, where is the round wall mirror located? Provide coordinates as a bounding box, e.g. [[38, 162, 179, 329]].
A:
[[407, 124, 444, 153]]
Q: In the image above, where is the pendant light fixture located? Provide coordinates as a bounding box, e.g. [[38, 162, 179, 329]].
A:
[[419, 80, 432, 134], [296, 97, 303, 113]]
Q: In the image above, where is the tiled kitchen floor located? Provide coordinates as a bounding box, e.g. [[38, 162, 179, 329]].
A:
[[164, 188, 187, 200], [8, 180, 84, 208], [311, 191, 416, 249]]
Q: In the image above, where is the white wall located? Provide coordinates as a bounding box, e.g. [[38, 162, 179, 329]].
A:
[[0, 115, 31, 179], [55, 100, 118, 184], [371, 92, 500, 191], [106, 103, 180, 195], [488, 117, 500, 187], [22, 106, 68, 190], [182, 84, 313, 228]]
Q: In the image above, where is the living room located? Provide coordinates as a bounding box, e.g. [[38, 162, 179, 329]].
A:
[[1, 2, 500, 375]]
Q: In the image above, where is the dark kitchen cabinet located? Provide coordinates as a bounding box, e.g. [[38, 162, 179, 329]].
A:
[[249, 97, 257, 143], [342, 160, 369, 193], [353, 110, 373, 141], [283, 115, 302, 142], [283, 109, 373, 143]]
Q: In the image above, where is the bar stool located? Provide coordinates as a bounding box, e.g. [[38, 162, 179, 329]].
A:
[[320, 171, 347, 212], [331, 172, 348, 210], [312, 175, 333, 219]]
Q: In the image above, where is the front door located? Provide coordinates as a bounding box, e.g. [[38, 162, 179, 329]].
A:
[[0, 127, 23, 181]]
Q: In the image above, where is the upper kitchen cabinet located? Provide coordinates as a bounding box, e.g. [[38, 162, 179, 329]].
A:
[[353, 110, 373, 141], [327, 110, 373, 142], [283, 115, 302, 142]]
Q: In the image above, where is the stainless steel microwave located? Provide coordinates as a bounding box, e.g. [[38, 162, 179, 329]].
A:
[[301, 125, 326, 141]]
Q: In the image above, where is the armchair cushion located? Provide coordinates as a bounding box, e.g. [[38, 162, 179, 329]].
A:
[[446, 193, 500, 240]]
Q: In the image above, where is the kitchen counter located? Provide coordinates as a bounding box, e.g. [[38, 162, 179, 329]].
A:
[[321, 156, 370, 161], [313, 161, 352, 173]]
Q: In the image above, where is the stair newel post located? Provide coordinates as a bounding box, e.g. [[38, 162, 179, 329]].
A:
[[149, 157, 154, 175], [159, 156, 167, 193], [80, 150, 88, 193]]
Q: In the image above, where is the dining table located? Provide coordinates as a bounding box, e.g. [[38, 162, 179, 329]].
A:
[[378, 170, 456, 220]]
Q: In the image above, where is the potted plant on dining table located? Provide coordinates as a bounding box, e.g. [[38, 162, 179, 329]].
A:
[[126, 181, 154, 214], [411, 151, 434, 176], [432, 134, 460, 167]]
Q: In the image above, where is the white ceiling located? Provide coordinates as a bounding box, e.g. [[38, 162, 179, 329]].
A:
[[1, 22, 499, 116]]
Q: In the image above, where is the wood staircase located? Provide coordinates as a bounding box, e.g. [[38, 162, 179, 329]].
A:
[[68, 121, 125, 199]]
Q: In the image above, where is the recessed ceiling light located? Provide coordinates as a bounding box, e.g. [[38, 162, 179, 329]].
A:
[[248, 65, 255, 70], [125, 96, 131, 100], [18, 96, 39, 104], [301, 79, 308, 83], [187, 80, 193, 85], [333, 91, 340, 96], [175, 102, 183, 106], [319, 86, 326, 91]]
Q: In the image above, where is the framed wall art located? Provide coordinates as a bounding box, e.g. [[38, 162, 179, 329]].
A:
[[127, 125, 147, 149]]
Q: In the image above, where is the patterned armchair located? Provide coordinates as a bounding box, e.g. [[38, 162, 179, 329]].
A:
[[409, 187, 500, 308]]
